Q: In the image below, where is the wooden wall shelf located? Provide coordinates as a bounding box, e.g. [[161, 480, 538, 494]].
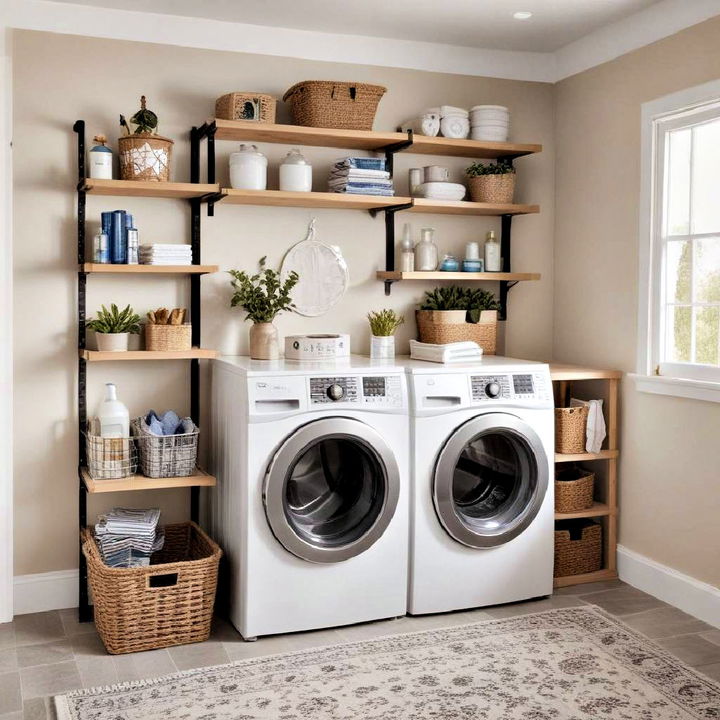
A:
[[407, 199, 539, 216], [82, 178, 220, 199], [81, 467, 216, 494], [80, 349, 217, 362], [82, 263, 218, 274], [222, 188, 405, 210], [377, 271, 540, 283], [555, 502, 615, 521], [555, 449, 619, 463]]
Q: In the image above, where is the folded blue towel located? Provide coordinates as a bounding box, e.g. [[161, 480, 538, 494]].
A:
[[333, 157, 386, 171], [145, 410, 190, 436]]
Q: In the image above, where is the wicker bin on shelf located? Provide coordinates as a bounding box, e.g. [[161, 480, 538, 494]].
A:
[[282, 80, 386, 130], [118, 133, 173, 182], [555, 467, 595, 513], [416, 310, 497, 355], [468, 174, 516, 204], [555, 405, 589, 454], [145, 323, 192, 352], [82, 522, 222, 654], [554, 520, 602, 577], [215, 92, 276, 123]]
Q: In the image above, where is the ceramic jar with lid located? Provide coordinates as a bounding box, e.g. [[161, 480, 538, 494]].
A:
[[279, 148, 312, 192], [229, 144, 268, 190]]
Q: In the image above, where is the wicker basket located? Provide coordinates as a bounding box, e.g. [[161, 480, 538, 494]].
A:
[[145, 323, 192, 352], [82, 522, 221, 654], [555, 467, 594, 513], [468, 174, 516, 204], [282, 80, 386, 130], [215, 92, 276, 123], [554, 520, 602, 577], [118, 133, 173, 182], [555, 405, 589, 454], [132, 417, 199, 478], [416, 310, 497, 355]]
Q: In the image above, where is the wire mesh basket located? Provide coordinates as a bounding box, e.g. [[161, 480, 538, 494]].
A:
[[131, 417, 199, 478], [85, 418, 137, 480]]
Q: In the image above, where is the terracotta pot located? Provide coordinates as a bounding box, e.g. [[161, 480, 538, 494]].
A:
[[96, 332, 129, 352], [118, 133, 174, 182], [249, 322, 279, 360], [467, 173, 515, 204]]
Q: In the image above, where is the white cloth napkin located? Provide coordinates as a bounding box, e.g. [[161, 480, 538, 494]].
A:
[[570, 398, 606, 453]]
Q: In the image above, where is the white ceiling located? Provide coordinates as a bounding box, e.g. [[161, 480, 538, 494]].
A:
[[44, 0, 662, 52]]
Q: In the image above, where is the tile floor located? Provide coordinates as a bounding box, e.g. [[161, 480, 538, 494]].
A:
[[1, 580, 719, 719]]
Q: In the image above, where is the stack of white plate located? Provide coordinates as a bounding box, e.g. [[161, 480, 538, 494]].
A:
[[470, 105, 509, 142]]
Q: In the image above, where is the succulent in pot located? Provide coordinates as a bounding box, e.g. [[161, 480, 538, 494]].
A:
[[86, 304, 141, 352], [465, 160, 516, 204], [367, 309, 404, 360], [229, 256, 299, 360]]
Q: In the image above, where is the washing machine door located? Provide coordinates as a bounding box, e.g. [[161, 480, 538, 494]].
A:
[[433, 413, 548, 549], [263, 417, 400, 563]]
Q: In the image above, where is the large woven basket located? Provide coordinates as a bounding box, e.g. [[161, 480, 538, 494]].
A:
[[468, 173, 516, 203], [118, 133, 173, 182], [555, 405, 589, 454], [215, 92, 276, 123], [82, 522, 222, 654], [416, 310, 497, 355], [145, 323, 192, 352], [554, 520, 602, 577], [555, 467, 594, 513], [282, 80, 386, 130]]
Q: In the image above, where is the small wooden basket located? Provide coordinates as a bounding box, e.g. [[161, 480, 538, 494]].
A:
[[145, 323, 191, 352], [555, 405, 589, 454], [215, 92, 276, 123], [554, 520, 602, 577], [416, 310, 497, 355], [118, 133, 173, 182], [555, 467, 594, 513], [468, 174, 516, 204]]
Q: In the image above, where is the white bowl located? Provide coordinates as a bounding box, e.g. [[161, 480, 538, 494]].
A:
[[471, 130, 509, 142], [470, 110, 509, 121], [470, 105, 509, 112], [471, 120, 509, 129]]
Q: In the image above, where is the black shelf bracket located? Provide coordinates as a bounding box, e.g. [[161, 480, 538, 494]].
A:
[[191, 122, 218, 216], [367, 202, 414, 295], [377, 129, 413, 177]]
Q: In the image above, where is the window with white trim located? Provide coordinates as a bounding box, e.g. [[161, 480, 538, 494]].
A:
[[650, 101, 720, 383]]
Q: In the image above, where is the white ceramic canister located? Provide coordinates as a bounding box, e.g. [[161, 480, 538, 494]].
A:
[[89, 135, 113, 180], [279, 148, 312, 192], [229, 144, 268, 190]]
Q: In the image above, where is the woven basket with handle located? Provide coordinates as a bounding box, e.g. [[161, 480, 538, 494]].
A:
[[215, 92, 276, 123], [555, 405, 589, 454], [555, 467, 594, 513], [82, 522, 221, 654], [416, 310, 497, 355], [468, 174, 516, 204], [554, 520, 602, 577]]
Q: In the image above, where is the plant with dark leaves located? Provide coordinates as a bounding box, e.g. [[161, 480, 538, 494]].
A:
[[465, 160, 515, 177], [229, 257, 299, 323]]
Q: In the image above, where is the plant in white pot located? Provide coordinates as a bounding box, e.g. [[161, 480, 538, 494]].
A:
[[229, 257, 299, 360], [367, 309, 404, 359], [87, 304, 141, 352]]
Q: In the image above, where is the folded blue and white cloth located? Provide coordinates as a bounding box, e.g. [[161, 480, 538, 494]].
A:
[[333, 157, 387, 171], [145, 410, 195, 436]]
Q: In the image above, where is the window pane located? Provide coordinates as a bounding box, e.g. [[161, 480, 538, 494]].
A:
[[695, 236, 720, 303], [666, 128, 691, 236], [666, 240, 691, 303], [695, 306, 719, 366], [691, 119, 720, 234], [666, 305, 691, 363]]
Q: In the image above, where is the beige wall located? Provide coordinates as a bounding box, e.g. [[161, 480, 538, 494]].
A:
[[12, 30, 555, 576], [554, 17, 720, 586]]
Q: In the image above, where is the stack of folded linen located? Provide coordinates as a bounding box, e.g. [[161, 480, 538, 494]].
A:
[[410, 339, 483, 364], [95, 507, 164, 568], [139, 244, 193, 266], [328, 158, 394, 196]]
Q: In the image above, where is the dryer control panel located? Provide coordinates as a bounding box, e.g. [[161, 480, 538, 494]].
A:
[[471, 372, 551, 403], [310, 375, 404, 407]]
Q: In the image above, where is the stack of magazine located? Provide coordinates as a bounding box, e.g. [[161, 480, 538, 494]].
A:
[[95, 507, 164, 568]]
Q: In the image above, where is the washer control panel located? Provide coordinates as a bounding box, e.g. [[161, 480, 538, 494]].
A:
[[310, 375, 403, 406], [471, 372, 551, 403]]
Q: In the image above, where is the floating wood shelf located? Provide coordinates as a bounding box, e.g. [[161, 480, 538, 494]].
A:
[[550, 364, 623, 381], [80, 348, 217, 362], [81, 467, 216, 494], [553, 568, 618, 589], [82, 263, 218, 274], [555, 449, 619, 463], [81, 178, 220, 199], [554, 502, 615, 521], [408, 199, 539, 216], [221, 188, 407, 210], [377, 270, 540, 283], [408, 135, 542, 159]]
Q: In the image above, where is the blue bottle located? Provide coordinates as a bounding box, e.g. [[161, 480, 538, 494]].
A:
[[110, 210, 127, 264]]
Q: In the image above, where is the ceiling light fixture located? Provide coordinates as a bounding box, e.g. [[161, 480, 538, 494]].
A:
[[513, 11, 533, 20]]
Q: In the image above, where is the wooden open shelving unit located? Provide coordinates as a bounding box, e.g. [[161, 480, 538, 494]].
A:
[[82, 178, 220, 199], [221, 188, 404, 210], [408, 199, 539, 216], [549, 363, 621, 588], [378, 270, 540, 283], [82, 263, 218, 274], [80, 467, 216, 494], [79, 348, 217, 362]]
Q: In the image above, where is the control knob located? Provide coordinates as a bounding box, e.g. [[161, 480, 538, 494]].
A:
[[485, 381, 501, 399], [327, 384, 345, 401]]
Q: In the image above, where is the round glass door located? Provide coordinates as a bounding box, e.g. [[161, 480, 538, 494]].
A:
[[264, 417, 400, 563], [434, 414, 548, 548]]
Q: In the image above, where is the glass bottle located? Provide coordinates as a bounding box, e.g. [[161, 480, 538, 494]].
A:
[[415, 227, 439, 271], [484, 230, 501, 272], [399, 223, 415, 272]]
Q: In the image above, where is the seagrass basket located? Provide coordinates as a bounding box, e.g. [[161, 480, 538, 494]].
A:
[[282, 80, 386, 130], [468, 173, 516, 203], [555, 405, 589, 454], [416, 310, 497, 355], [555, 467, 594, 513], [118, 133, 173, 182], [554, 520, 602, 577], [145, 323, 191, 352], [82, 522, 222, 654], [215, 92, 276, 123]]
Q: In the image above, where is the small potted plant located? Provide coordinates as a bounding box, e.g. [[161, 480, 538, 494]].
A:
[[87, 304, 141, 352], [368, 309, 404, 359], [229, 257, 299, 360], [465, 160, 516, 204], [118, 95, 174, 182]]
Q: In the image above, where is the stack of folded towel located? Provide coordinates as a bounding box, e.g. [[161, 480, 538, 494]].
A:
[[145, 409, 195, 436], [410, 340, 483, 364], [95, 507, 164, 568], [328, 158, 394, 196], [139, 244, 193, 266]]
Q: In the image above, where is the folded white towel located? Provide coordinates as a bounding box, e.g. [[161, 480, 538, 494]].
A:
[[410, 340, 483, 364], [570, 398, 607, 453], [139, 244, 192, 251]]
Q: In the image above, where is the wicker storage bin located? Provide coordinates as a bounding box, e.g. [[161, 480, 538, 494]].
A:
[[82, 522, 221, 654], [132, 417, 199, 478], [555, 405, 589, 454], [468, 174, 516, 204], [416, 310, 497, 355], [554, 519, 602, 577], [555, 467, 595, 513], [118, 133, 173, 182], [215, 92, 276, 123], [282, 81, 386, 130], [145, 323, 192, 352]]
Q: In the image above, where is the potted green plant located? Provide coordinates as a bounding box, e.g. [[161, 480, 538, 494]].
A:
[[465, 160, 516, 204], [118, 95, 174, 182], [367, 309, 404, 359], [87, 304, 141, 352], [417, 286, 469, 326], [229, 257, 299, 360]]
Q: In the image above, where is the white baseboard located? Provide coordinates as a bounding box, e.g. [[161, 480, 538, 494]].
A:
[[13, 569, 78, 615], [618, 545, 720, 628]]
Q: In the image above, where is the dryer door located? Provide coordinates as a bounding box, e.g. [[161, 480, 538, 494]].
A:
[[264, 417, 400, 563], [433, 413, 548, 549]]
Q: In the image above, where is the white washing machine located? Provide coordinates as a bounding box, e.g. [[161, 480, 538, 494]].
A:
[[210, 356, 409, 640], [404, 356, 554, 615]]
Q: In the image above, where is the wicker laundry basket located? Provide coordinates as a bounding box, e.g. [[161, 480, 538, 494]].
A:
[[215, 92, 276, 123], [282, 80, 386, 130], [554, 520, 602, 577], [145, 323, 192, 352], [131, 417, 199, 478], [555, 405, 589, 454], [468, 173, 516, 204], [82, 522, 221, 654], [555, 467, 595, 513], [118, 133, 173, 182], [416, 310, 497, 355]]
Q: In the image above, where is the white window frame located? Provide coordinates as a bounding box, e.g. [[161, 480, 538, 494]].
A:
[[636, 78, 720, 404]]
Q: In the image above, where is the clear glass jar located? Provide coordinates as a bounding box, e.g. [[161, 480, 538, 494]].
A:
[[414, 227, 439, 271], [279, 148, 312, 192]]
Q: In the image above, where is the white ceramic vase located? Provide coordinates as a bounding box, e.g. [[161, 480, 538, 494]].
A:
[[96, 332, 129, 352]]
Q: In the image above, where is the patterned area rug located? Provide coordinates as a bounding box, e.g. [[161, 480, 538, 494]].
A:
[[55, 607, 720, 719]]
